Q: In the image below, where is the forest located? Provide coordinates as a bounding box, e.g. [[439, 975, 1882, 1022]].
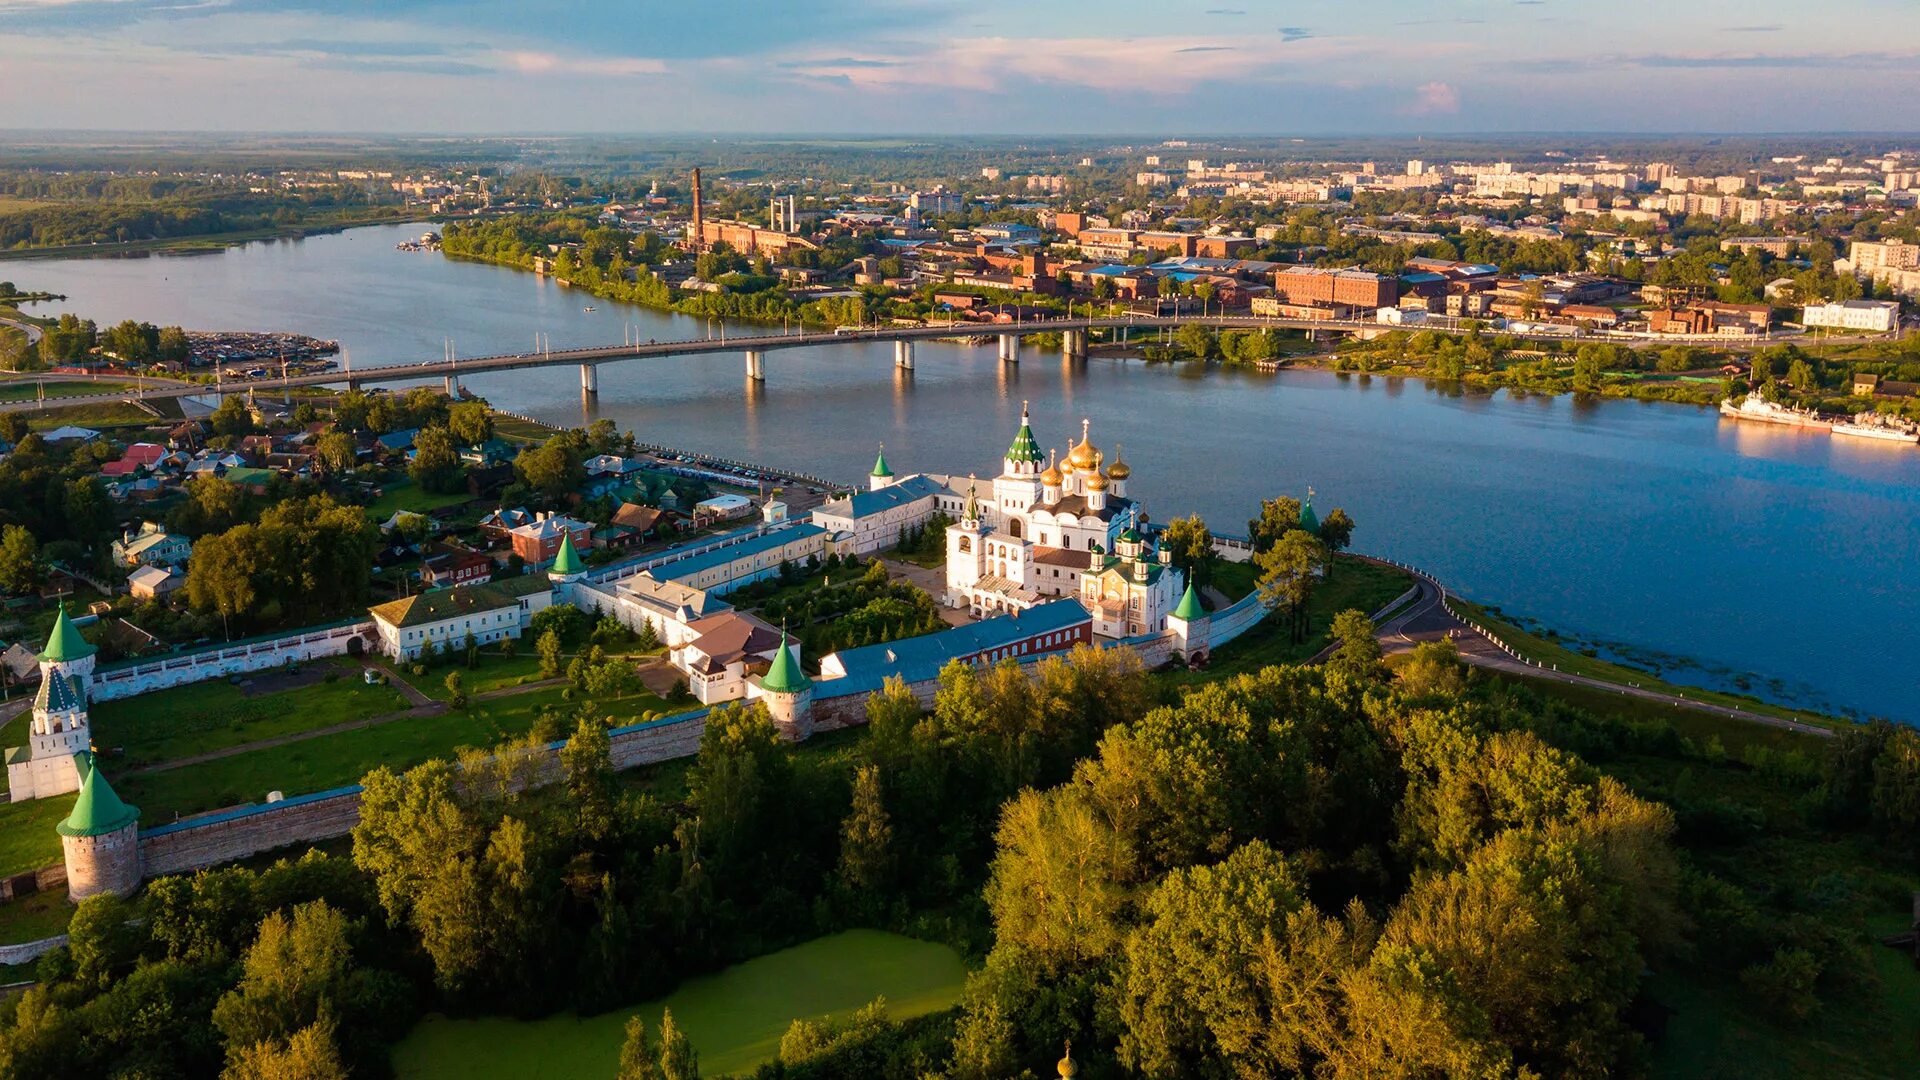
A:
[[4, 619, 1915, 1079]]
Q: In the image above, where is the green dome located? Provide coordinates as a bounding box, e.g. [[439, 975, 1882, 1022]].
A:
[[1006, 407, 1043, 464], [870, 446, 894, 478], [57, 754, 140, 838], [760, 633, 811, 694], [1172, 581, 1205, 621], [39, 606, 97, 664], [551, 533, 585, 575]]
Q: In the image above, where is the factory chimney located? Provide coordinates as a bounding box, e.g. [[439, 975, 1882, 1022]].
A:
[[689, 168, 704, 246]]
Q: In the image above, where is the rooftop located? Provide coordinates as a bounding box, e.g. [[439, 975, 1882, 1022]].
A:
[[370, 583, 520, 629]]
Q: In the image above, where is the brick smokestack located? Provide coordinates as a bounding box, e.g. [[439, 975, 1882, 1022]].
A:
[[690, 167, 704, 243]]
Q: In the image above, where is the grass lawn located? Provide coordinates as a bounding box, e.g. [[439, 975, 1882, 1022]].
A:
[[1488, 674, 1830, 763], [892, 547, 946, 570], [362, 480, 474, 521], [1450, 599, 1846, 728], [0, 795, 76, 879], [490, 413, 558, 443], [0, 379, 146, 403], [1209, 559, 1259, 603], [116, 686, 575, 822], [392, 930, 967, 1079], [0, 887, 72, 945], [91, 657, 411, 769], [24, 402, 162, 430], [1164, 559, 1411, 687]]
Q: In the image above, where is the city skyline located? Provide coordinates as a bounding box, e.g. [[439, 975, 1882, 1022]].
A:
[[2, 0, 1918, 134]]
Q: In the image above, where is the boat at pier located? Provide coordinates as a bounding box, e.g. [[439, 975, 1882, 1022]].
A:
[[1832, 414, 1920, 444], [1718, 392, 1831, 431]]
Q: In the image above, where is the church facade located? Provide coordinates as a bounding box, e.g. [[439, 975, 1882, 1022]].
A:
[[943, 409, 1185, 638]]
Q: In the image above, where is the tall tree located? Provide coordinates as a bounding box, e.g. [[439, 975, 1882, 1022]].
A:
[[657, 1008, 699, 1080], [1158, 514, 1214, 592], [837, 763, 894, 900], [0, 523, 40, 594], [1247, 496, 1302, 554], [617, 1016, 663, 1080]]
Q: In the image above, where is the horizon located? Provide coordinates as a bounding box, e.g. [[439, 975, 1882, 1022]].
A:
[[2, 0, 1916, 134]]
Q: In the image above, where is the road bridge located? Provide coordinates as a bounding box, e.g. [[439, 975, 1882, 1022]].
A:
[[0, 313, 1834, 415]]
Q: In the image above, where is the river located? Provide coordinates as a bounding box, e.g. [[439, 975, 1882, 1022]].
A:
[[12, 222, 1917, 721]]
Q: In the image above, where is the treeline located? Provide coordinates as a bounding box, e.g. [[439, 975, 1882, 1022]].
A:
[[0, 187, 394, 250], [2, 629, 1913, 1077]]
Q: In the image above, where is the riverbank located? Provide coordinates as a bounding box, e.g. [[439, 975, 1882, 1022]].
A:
[[0, 208, 421, 262]]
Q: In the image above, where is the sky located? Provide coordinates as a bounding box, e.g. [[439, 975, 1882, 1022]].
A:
[[1, 0, 1916, 134]]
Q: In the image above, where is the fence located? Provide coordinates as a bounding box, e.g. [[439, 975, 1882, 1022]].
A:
[[91, 620, 377, 701]]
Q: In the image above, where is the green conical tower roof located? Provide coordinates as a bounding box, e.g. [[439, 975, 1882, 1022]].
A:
[[759, 633, 811, 694], [870, 445, 894, 479], [57, 754, 140, 838], [39, 605, 97, 664], [1298, 491, 1319, 535], [1172, 581, 1205, 621], [551, 532, 584, 575], [1006, 403, 1043, 464]]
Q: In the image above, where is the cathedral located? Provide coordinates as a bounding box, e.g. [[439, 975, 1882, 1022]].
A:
[[945, 407, 1186, 638]]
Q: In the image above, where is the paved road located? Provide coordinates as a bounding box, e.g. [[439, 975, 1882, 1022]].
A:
[[0, 315, 42, 346], [1349, 556, 1834, 739]]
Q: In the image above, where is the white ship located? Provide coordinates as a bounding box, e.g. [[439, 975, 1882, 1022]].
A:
[[1718, 392, 1831, 431], [1832, 414, 1920, 444]]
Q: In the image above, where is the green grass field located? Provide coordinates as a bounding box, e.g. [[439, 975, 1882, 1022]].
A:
[[1450, 599, 1844, 727], [1163, 558, 1411, 686], [362, 480, 474, 521], [90, 657, 411, 769], [392, 930, 967, 1079], [0, 795, 76, 879], [489, 413, 558, 443], [0, 379, 146, 403], [115, 685, 575, 822], [0, 886, 72, 945]]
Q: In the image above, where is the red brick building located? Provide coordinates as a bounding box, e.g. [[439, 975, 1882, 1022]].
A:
[[1273, 266, 1399, 309], [508, 512, 594, 565]]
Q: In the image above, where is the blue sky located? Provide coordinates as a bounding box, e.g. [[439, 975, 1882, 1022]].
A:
[[1, 0, 1916, 133]]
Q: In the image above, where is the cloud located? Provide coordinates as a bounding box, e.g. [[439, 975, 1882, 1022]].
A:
[[1278, 26, 1313, 42], [1176, 45, 1233, 53], [1407, 80, 1460, 115], [510, 51, 666, 77], [776, 56, 897, 69], [1204, 8, 1245, 14], [1725, 24, 1783, 32]]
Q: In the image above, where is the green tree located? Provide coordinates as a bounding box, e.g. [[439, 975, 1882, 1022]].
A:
[[1254, 530, 1325, 642], [617, 1015, 663, 1080], [1158, 514, 1214, 592], [1398, 638, 1468, 699], [982, 787, 1135, 972], [1247, 496, 1302, 554], [562, 715, 617, 842], [658, 1008, 699, 1080], [837, 763, 894, 901], [220, 1016, 350, 1080], [211, 901, 354, 1051], [185, 522, 264, 636], [408, 426, 464, 493], [156, 325, 192, 364], [537, 629, 564, 678], [211, 395, 257, 437], [0, 523, 40, 594], [1174, 323, 1215, 359], [1786, 358, 1818, 392], [448, 401, 493, 446], [1326, 609, 1384, 684], [314, 431, 358, 477], [1317, 507, 1355, 561], [443, 670, 467, 709]]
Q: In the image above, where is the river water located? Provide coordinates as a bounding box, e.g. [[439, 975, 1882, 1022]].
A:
[[13, 223, 1917, 721]]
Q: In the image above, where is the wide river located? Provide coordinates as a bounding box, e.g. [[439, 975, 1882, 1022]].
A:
[[13, 223, 1917, 721]]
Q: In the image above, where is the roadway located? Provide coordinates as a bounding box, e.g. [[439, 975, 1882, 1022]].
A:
[[0, 311, 1884, 416], [1354, 557, 1834, 739]]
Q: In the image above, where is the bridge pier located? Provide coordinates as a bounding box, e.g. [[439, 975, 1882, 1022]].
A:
[[894, 340, 915, 369], [998, 334, 1020, 364], [745, 349, 766, 381], [444, 375, 456, 396], [580, 363, 599, 396]]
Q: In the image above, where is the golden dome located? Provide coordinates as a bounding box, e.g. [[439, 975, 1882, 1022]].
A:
[[1106, 444, 1130, 480], [1085, 470, 1109, 491], [1041, 462, 1063, 486], [1067, 419, 1099, 469], [1057, 1043, 1078, 1079]]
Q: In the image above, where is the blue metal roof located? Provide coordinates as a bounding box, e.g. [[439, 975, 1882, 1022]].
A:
[[818, 599, 1092, 698], [653, 523, 825, 583], [836, 475, 948, 520]]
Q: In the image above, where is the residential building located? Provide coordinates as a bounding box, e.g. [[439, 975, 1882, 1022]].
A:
[[111, 523, 192, 569], [1272, 266, 1399, 309], [508, 512, 594, 566], [1804, 300, 1900, 333]]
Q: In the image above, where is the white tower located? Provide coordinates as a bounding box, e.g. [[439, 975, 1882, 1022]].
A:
[[944, 477, 986, 604], [6, 607, 97, 802]]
